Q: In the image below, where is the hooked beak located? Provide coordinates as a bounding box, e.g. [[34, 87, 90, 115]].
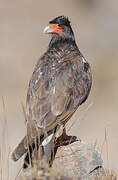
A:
[[43, 24, 63, 34], [43, 25, 53, 34]]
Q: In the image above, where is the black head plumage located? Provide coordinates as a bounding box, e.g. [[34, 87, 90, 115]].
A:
[[49, 16, 71, 27], [48, 16, 77, 49]]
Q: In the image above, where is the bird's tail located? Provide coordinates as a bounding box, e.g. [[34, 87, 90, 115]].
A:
[[11, 127, 55, 168], [12, 122, 41, 162], [12, 134, 42, 168], [11, 136, 29, 161]]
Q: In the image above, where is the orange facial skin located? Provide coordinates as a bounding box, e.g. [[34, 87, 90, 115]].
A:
[[49, 24, 63, 33]]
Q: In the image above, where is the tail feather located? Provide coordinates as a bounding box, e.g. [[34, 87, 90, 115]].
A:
[[11, 128, 56, 168], [23, 140, 38, 168], [11, 136, 28, 161], [11, 133, 43, 162], [12, 124, 40, 161]]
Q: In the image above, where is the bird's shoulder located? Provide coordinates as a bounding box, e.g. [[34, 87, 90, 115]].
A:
[[27, 49, 91, 92]]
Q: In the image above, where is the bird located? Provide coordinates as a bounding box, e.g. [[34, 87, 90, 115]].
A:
[[11, 16, 92, 168]]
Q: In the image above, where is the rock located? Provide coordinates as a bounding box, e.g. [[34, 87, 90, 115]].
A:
[[52, 133, 104, 180]]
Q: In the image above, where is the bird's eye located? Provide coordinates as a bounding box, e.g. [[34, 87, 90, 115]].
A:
[[58, 24, 62, 27]]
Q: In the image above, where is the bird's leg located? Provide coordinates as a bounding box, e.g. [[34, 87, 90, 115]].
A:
[[58, 126, 70, 142], [55, 126, 78, 147], [61, 127, 68, 139]]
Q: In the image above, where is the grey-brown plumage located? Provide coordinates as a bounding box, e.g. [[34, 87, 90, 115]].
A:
[[12, 16, 92, 166]]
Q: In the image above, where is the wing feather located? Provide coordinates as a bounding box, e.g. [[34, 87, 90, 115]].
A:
[[26, 54, 92, 131]]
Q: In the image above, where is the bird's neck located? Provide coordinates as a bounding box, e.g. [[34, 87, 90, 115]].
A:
[[46, 35, 79, 62], [48, 34, 77, 50]]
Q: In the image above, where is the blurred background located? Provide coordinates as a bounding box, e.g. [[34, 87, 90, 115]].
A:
[[0, 0, 118, 179]]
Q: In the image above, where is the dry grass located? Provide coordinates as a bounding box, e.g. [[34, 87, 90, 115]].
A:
[[94, 172, 117, 180], [17, 160, 73, 180], [0, 98, 10, 180], [18, 164, 117, 180]]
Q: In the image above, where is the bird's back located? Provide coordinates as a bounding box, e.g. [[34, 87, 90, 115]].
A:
[[26, 43, 92, 135]]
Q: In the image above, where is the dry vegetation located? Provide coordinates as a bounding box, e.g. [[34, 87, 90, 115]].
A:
[[18, 165, 117, 180]]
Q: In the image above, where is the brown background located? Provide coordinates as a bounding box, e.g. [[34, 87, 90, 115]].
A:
[[0, 0, 118, 179]]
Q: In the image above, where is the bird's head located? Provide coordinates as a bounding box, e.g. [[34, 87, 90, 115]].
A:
[[43, 16, 74, 37]]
